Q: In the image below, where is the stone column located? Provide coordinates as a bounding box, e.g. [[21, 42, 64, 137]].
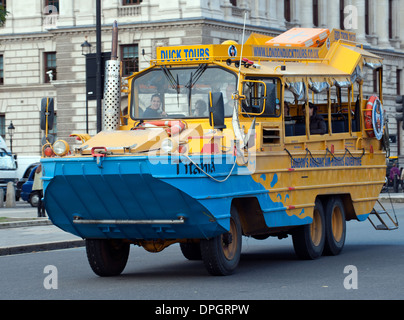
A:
[[276, 0, 286, 30], [399, 0, 404, 49], [300, 0, 313, 28], [352, 0, 370, 46], [375, 0, 394, 49], [58, 0, 75, 27], [327, 1, 340, 31]]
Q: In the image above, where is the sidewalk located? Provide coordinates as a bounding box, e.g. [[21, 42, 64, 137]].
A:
[[0, 202, 84, 256], [0, 195, 403, 257]]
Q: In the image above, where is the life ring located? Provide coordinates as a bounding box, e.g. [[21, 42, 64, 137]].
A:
[[139, 120, 186, 136], [364, 95, 384, 140]]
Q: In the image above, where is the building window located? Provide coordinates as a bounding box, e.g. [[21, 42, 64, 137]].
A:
[[373, 70, 379, 94], [388, 0, 393, 39], [339, 0, 345, 30], [230, 0, 237, 5], [284, 0, 291, 22], [122, 0, 142, 5], [313, 0, 319, 27], [0, 114, 4, 140], [0, 0, 6, 10], [121, 45, 139, 77], [365, 0, 369, 35], [0, 55, 3, 85], [397, 69, 402, 96], [44, 52, 57, 83], [45, 0, 59, 14]]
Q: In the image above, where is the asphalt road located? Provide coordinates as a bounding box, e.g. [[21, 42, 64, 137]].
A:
[[1, 203, 403, 301]]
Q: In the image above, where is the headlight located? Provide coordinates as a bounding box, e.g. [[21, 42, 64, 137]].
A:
[[161, 138, 178, 154], [53, 140, 70, 156]]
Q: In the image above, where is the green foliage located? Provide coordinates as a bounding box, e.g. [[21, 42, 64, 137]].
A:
[[0, 5, 8, 27]]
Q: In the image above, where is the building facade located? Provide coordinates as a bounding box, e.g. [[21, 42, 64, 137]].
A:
[[0, 0, 403, 157]]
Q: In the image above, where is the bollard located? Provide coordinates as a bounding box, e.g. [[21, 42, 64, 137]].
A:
[[6, 182, 16, 208], [0, 188, 4, 208]]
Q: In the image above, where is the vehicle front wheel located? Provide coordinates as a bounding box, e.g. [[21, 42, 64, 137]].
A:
[[200, 206, 242, 276], [86, 239, 130, 277]]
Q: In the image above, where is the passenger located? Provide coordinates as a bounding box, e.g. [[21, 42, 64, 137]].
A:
[[193, 100, 208, 117], [284, 101, 290, 116], [143, 94, 167, 118], [305, 102, 326, 134]]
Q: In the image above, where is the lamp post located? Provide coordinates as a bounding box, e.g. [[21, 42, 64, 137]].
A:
[[8, 121, 15, 153], [81, 37, 92, 56], [81, 37, 92, 133]]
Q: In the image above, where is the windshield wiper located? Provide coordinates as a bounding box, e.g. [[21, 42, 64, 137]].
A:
[[161, 65, 180, 94], [185, 64, 207, 89]]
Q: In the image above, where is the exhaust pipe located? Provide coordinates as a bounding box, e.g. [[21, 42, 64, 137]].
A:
[[103, 21, 121, 131]]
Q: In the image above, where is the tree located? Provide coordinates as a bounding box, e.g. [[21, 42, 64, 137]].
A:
[[0, 5, 8, 27]]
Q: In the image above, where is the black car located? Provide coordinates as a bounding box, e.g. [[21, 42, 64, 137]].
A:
[[16, 162, 40, 200]]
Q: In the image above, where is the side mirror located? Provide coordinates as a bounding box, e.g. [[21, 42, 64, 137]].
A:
[[208, 92, 226, 130], [40, 97, 55, 131]]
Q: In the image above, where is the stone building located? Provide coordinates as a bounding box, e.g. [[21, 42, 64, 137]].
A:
[[0, 0, 403, 157]]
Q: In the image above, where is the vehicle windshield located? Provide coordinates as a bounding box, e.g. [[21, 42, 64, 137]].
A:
[[0, 153, 17, 170], [130, 65, 237, 119]]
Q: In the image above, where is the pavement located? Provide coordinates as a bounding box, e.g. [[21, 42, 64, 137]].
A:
[[0, 202, 84, 256], [0, 193, 402, 257]]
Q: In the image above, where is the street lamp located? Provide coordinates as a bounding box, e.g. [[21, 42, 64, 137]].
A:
[[8, 121, 15, 153], [81, 37, 92, 56]]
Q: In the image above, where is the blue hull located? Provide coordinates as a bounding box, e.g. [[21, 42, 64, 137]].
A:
[[42, 155, 312, 240]]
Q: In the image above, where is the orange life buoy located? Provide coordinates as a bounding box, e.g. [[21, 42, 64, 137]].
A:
[[364, 95, 384, 139], [141, 120, 186, 136]]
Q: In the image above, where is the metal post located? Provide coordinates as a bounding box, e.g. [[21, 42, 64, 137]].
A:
[[96, 0, 102, 133]]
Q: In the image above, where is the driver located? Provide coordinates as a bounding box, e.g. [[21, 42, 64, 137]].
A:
[[143, 94, 167, 118]]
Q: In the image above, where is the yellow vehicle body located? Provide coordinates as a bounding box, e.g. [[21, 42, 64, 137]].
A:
[[117, 28, 386, 227], [41, 27, 390, 276]]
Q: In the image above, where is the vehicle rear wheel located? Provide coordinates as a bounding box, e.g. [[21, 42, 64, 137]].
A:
[[86, 239, 130, 277], [200, 206, 242, 276], [292, 199, 325, 260], [323, 197, 346, 256]]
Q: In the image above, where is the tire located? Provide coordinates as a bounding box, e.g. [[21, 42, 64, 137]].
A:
[[180, 242, 202, 260], [323, 197, 346, 256], [29, 192, 41, 207], [86, 239, 130, 277], [200, 205, 242, 276], [292, 199, 325, 260]]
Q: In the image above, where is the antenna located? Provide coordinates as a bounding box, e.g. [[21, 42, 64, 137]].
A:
[[232, 10, 249, 152], [237, 11, 247, 92]]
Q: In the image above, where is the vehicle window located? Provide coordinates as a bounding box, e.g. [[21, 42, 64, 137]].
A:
[[130, 66, 237, 119], [0, 155, 17, 170], [241, 78, 281, 118]]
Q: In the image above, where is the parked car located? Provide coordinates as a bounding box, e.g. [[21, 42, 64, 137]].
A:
[[16, 162, 40, 200], [21, 165, 40, 207]]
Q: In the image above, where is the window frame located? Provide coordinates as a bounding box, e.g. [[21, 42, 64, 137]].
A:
[[122, 0, 142, 5], [44, 52, 57, 84], [0, 54, 4, 85], [44, 0, 59, 15], [121, 44, 139, 77]]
